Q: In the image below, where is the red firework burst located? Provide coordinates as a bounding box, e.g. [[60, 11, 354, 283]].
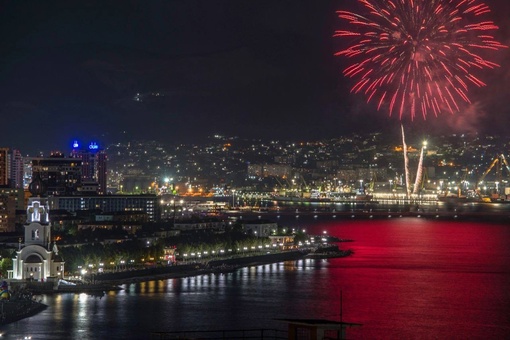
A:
[[335, 0, 507, 120]]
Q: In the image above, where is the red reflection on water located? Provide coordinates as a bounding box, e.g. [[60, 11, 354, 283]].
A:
[[304, 218, 510, 339]]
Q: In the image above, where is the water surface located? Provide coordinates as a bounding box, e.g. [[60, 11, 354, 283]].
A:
[[3, 217, 510, 339]]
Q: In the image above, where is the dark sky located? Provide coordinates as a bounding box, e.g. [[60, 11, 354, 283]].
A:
[[1, 0, 509, 155]]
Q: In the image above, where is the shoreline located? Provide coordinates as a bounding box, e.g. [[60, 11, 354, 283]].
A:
[[98, 250, 309, 286], [23, 250, 314, 293]]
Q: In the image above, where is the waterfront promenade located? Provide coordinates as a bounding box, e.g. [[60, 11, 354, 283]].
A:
[[18, 250, 311, 294], [94, 250, 308, 285]]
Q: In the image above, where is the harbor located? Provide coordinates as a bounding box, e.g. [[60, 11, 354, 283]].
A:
[[218, 197, 510, 223], [1, 217, 509, 339]]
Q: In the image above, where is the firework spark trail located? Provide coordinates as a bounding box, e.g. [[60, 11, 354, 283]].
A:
[[401, 124, 411, 198], [413, 144, 425, 195], [335, 0, 507, 120]]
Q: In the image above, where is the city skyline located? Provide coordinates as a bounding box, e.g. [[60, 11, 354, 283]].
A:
[[1, 2, 510, 335], [1, 0, 509, 155]]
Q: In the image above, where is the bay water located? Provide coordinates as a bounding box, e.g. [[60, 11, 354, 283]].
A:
[[2, 215, 510, 339]]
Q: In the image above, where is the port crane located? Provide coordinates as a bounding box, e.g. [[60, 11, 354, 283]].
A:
[[500, 155, 510, 175], [273, 176, 285, 189], [299, 174, 309, 191], [476, 154, 510, 197]]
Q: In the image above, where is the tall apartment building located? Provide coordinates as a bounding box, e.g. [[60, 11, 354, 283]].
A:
[[0, 148, 8, 186], [70, 141, 108, 195], [23, 157, 33, 189], [31, 153, 82, 196], [9, 149, 23, 189], [0, 148, 23, 232], [0, 148, 23, 188]]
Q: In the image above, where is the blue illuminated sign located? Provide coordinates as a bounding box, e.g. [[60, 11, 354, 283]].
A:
[[88, 142, 99, 150], [72, 140, 79, 149]]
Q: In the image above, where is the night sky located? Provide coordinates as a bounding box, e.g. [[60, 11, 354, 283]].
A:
[[1, 0, 509, 155]]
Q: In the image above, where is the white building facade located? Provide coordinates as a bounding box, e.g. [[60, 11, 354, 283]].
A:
[[10, 197, 64, 281]]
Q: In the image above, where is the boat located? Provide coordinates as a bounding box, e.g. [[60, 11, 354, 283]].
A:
[[0, 289, 47, 325]]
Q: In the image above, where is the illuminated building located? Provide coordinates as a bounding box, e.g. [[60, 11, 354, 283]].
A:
[[9, 177, 64, 280], [0, 148, 9, 186], [9, 149, 24, 189], [70, 141, 108, 195], [0, 147, 24, 189], [23, 157, 33, 189], [49, 194, 159, 222], [31, 153, 82, 196]]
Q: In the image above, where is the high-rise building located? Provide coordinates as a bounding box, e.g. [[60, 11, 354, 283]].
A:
[[9, 149, 23, 189], [0, 148, 25, 189], [70, 141, 108, 195], [23, 157, 33, 189], [31, 152, 82, 196], [0, 148, 8, 186]]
